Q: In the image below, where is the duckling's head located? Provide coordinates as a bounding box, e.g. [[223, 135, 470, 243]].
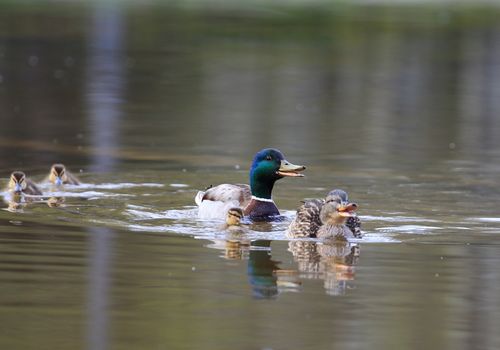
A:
[[9, 171, 27, 194], [320, 189, 358, 225], [226, 207, 244, 226], [49, 164, 67, 186], [249, 148, 305, 199]]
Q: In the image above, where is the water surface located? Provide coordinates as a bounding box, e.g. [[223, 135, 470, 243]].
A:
[[1, 2, 500, 349]]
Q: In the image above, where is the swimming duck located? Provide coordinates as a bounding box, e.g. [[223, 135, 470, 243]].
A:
[[5, 171, 43, 196], [195, 148, 306, 221], [224, 207, 244, 229], [287, 189, 361, 240], [45, 164, 80, 185]]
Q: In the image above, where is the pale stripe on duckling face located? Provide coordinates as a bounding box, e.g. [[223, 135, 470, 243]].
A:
[[47, 163, 80, 186], [226, 207, 244, 226], [6, 171, 43, 196], [9, 171, 27, 193]]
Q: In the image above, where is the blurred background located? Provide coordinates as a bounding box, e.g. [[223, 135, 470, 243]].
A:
[[1, 0, 500, 173], [1, 1, 500, 350]]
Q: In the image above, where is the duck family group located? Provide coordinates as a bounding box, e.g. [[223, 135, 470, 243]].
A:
[[3, 148, 361, 240]]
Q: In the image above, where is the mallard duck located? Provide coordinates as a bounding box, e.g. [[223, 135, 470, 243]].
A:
[[5, 171, 43, 196], [45, 164, 80, 185], [195, 148, 305, 221], [287, 189, 361, 240]]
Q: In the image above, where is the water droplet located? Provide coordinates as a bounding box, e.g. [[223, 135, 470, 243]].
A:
[[53, 69, 64, 79], [448, 142, 456, 150], [64, 56, 75, 67], [191, 266, 196, 271], [28, 55, 39, 67]]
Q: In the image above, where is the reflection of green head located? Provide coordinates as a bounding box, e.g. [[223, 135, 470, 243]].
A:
[[249, 148, 305, 199]]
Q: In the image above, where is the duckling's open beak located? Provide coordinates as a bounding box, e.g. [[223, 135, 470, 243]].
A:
[[277, 160, 306, 177], [338, 203, 358, 217], [55, 177, 63, 186], [14, 184, 23, 193]]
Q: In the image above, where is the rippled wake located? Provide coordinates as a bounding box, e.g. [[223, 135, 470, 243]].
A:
[[2, 181, 500, 243]]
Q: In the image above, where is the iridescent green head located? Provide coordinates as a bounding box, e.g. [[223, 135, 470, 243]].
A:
[[249, 148, 305, 199]]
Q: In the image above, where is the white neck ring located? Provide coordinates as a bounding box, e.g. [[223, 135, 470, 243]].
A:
[[251, 195, 274, 203]]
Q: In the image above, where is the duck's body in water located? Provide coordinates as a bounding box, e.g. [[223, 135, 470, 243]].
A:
[[4, 171, 43, 196], [287, 189, 361, 240], [196, 148, 305, 221], [45, 164, 80, 186]]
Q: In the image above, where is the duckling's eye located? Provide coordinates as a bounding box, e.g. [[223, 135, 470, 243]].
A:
[[265, 155, 272, 161]]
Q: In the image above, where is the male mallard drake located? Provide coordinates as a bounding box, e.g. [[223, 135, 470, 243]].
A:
[[45, 164, 80, 185], [5, 171, 43, 196], [195, 148, 306, 221], [287, 189, 361, 240]]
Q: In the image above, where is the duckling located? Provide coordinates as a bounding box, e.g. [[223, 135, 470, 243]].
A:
[[222, 207, 250, 234], [287, 189, 361, 240], [45, 164, 80, 186], [224, 207, 244, 228], [5, 171, 43, 196], [196, 148, 306, 221]]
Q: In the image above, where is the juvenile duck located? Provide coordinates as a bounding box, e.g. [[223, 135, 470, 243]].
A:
[[45, 164, 80, 185], [5, 171, 43, 196], [224, 207, 244, 228], [287, 189, 361, 240], [195, 148, 305, 221]]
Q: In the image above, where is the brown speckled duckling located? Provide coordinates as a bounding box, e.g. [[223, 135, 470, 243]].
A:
[[45, 164, 80, 185], [225, 207, 244, 227], [287, 189, 361, 240], [5, 171, 43, 196]]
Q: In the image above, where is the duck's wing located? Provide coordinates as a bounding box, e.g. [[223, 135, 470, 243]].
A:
[[195, 184, 251, 219], [65, 171, 81, 185], [196, 184, 251, 206], [287, 199, 324, 238], [25, 179, 43, 196], [346, 216, 362, 238]]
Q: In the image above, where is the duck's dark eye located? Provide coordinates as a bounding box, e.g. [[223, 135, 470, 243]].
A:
[[265, 155, 272, 161]]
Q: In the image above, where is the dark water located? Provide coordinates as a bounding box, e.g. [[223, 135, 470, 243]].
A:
[[1, 2, 500, 349]]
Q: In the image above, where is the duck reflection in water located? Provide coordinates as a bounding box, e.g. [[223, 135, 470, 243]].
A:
[[206, 210, 288, 298], [287, 240, 360, 296], [247, 240, 282, 299], [207, 208, 251, 259]]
